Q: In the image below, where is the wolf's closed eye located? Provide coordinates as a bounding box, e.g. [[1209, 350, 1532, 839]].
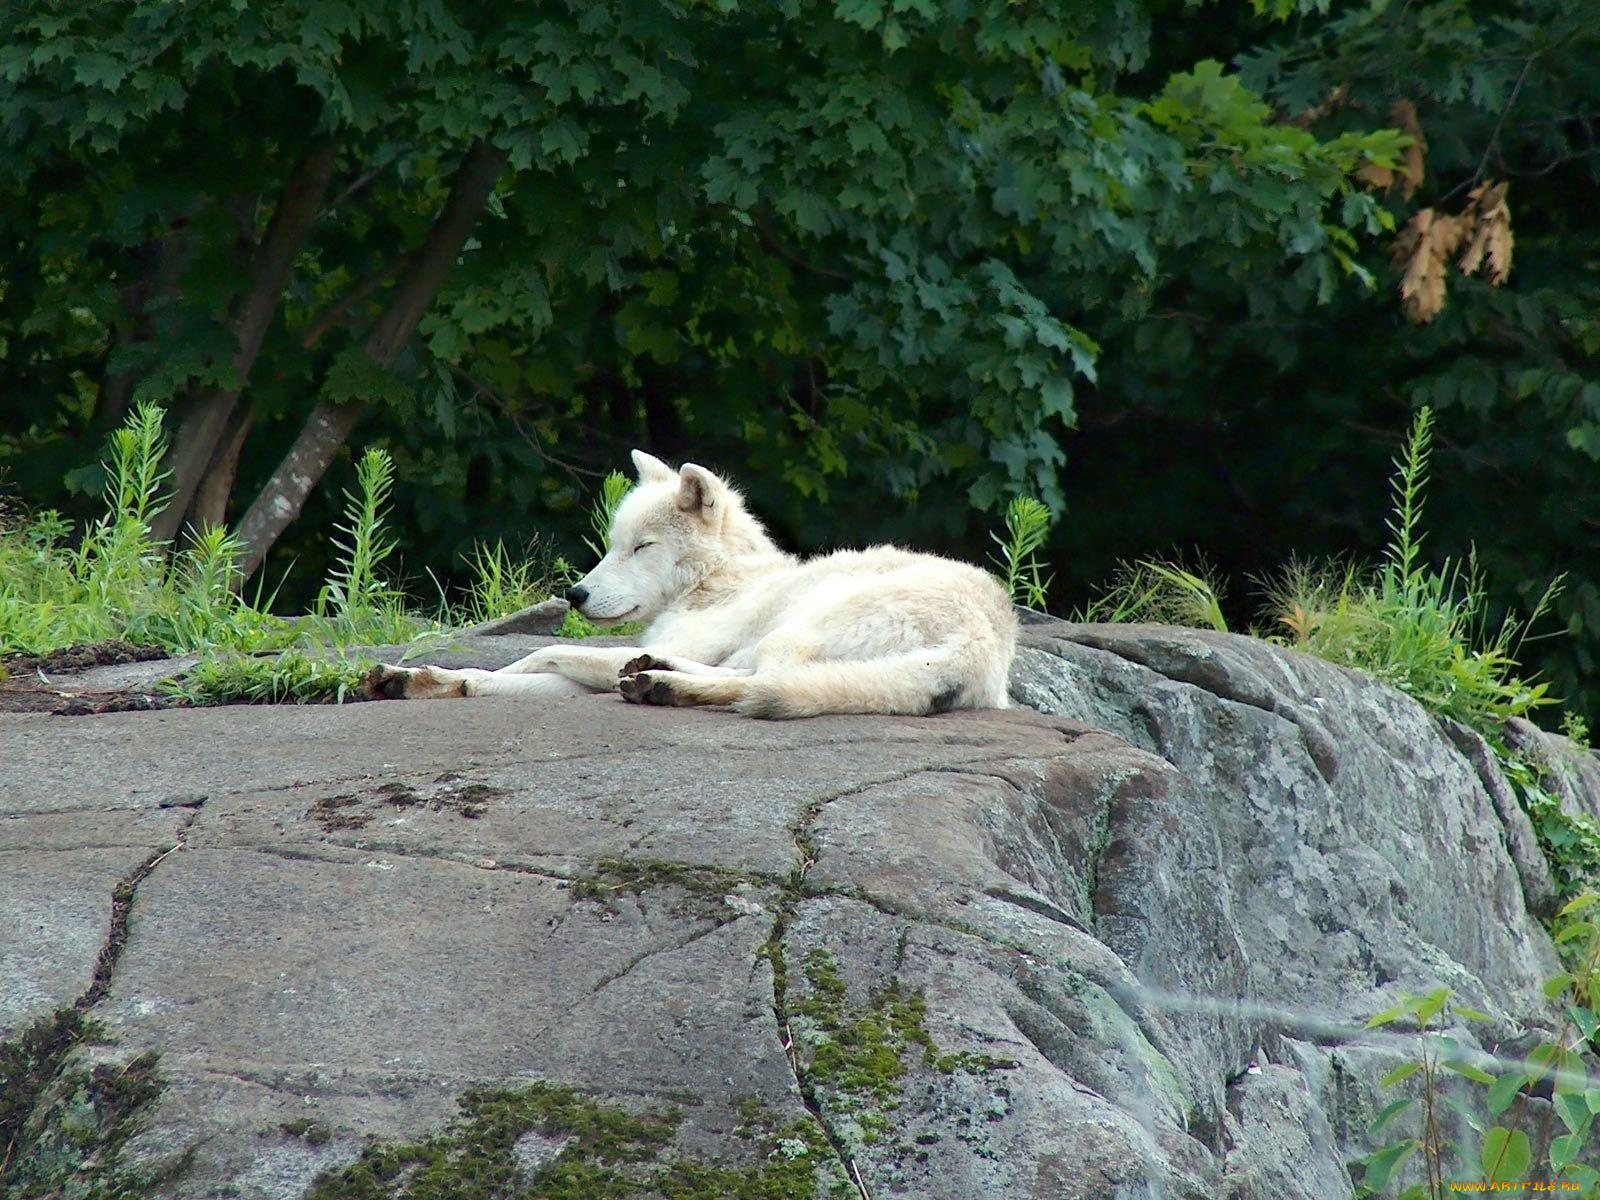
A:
[[633, 540, 656, 554]]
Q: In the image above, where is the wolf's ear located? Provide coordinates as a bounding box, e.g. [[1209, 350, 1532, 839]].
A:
[[631, 449, 674, 484], [676, 463, 724, 522]]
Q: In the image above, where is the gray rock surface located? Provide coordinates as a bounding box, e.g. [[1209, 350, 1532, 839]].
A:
[[465, 596, 571, 636], [0, 618, 1587, 1199]]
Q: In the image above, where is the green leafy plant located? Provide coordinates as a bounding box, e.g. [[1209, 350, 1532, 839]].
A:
[[318, 448, 403, 626], [164, 650, 375, 706], [989, 496, 1055, 609], [1358, 898, 1600, 1197], [1501, 753, 1600, 902], [0, 407, 430, 695], [1266, 409, 1559, 731], [582, 470, 632, 561]]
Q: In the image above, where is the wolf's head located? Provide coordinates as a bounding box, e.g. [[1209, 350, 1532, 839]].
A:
[[564, 451, 775, 625]]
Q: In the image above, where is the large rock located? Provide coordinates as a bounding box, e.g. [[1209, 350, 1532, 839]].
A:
[[0, 618, 1585, 1199]]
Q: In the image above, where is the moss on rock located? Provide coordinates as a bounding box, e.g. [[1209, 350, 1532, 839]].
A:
[[1, 1038, 178, 1200], [304, 1081, 847, 1200]]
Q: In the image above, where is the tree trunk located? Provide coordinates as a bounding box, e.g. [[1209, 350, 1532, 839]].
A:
[[231, 140, 509, 583], [189, 404, 254, 532], [151, 142, 339, 544], [96, 234, 188, 435]]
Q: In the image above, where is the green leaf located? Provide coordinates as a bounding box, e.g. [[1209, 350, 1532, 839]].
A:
[[1443, 1060, 1496, 1085], [1365, 1003, 1408, 1029], [1413, 987, 1450, 1026], [1555, 1090, 1591, 1134], [1380, 1062, 1422, 1087], [1369, 1097, 1413, 1136], [1566, 1164, 1600, 1189], [1479, 1126, 1530, 1184], [1571, 1005, 1600, 1041], [1364, 1140, 1416, 1193], [1551, 1132, 1584, 1174], [1545, 973, 1577, 998], [1486, 1072, 1526, 1116], [1528, 1041, 1560, 1081], [1558, 892, 1600, 918], [1556, 921, 1597, 945], [1453, 1005, 1494, 1022], [1442, 1092, 1485, 1133]]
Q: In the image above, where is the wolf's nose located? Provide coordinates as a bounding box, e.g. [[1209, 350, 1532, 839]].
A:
[[565, 586, 589, 609]]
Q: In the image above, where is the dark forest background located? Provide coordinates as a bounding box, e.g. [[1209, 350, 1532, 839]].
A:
[[2, 0, 1596, 719]]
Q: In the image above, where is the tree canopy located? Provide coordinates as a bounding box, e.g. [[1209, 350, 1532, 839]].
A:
[[1, 0, 1596, 718]]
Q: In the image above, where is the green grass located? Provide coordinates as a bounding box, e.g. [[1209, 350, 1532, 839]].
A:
[[444, 538, 553, 626], [1074, 557, 1228, 632], [0, 405, 431, 659], [1073, 408, 1564, 735], [1262, 408, 1558, 730], [160, 650, 376, 706], [0, 406, 648, 705]]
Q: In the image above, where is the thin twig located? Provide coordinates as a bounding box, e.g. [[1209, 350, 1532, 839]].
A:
[[445, 362, 601, 484], [1438, 55, 1537, 205]]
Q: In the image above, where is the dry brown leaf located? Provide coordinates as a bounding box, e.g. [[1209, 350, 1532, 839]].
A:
[[1397, 208, 1467, 323], [1358, 162, 1396, 190], [1458, 181, 1513, 284], [1391, 100, 1427, 198]]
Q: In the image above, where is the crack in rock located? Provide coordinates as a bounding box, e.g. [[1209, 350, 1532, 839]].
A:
[[0, 802, 201, 1178]]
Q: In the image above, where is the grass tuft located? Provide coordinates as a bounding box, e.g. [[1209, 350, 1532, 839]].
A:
[[162, 650, 375, 706], [1076, 557, 1229, 632], [1262, 408, 1559, 730]]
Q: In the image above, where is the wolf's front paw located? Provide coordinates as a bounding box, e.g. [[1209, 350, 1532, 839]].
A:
[[618, 670, 678, 706], [363, 663, 466, 700], [619, 653, 662, 680]]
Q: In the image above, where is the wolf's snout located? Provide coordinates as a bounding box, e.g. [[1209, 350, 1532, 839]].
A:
[[565, 585, 589, 610]]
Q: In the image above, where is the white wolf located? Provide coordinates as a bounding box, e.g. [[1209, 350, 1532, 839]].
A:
[[366, 451, 1018, 718]]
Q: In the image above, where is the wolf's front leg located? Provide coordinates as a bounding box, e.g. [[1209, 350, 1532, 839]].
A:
[[365, 663, 595, 700], [365, 663, 488, 699], [493, 645, 647, 691]]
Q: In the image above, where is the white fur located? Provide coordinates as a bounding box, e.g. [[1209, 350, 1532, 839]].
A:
[[371, 450, 1018, 718]]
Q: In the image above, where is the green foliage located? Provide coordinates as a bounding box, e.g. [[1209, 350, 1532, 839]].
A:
[[1077, 558, 1230, 633], [0, 0, 1407, 611], [446, 539, 554, 626], [0, 403, 261, 654], [989, 497, 1054, 610], [1501, 753, 1600, 902], [584, 471, 632, 560], [1, 408, 430, 701], [319, 448, 402, 627], [1265, 409, 1558, 731], [164, 650, 374, 706], [1356, 899, 1600, 1197]]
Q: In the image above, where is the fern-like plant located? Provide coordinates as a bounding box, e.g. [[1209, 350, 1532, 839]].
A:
[[989, 496, 1055, 610], [319, 448, 401, 625]]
